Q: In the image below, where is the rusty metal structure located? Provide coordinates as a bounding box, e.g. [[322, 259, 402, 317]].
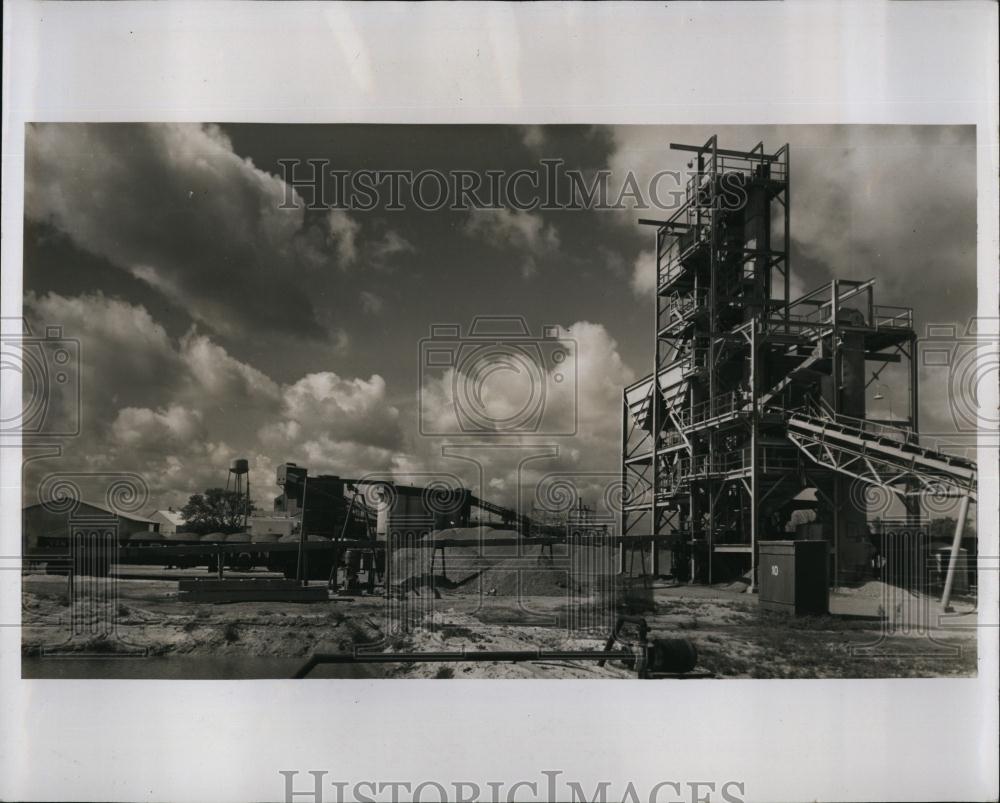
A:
[[620, 136, 977, 589]]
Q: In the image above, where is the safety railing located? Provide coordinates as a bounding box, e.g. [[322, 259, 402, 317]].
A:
[[797, 397, 920, 448], [712, 447, 799, 476], [679, 342, 710, 379], [872, 305, 913, 331], [658, 429, 687, 449], [660, 289, 707, 332], [713, 151, 788, 185], [684, 156, 788, 210], [792, 399, 964, 460], [657, 227, 709, 288], [658, 456, 691, 495], [659, 446, 799, 486], [681, 390, 746, 428]]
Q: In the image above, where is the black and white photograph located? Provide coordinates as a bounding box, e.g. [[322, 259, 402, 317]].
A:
[[1, 3, 997, 803], [14, 122, 985, 681]]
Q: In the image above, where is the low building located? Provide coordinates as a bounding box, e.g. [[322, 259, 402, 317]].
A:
[[22, 499, 161, 561], [149, 507, 187, 534]]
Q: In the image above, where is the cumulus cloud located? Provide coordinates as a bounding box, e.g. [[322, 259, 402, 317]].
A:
[[324, 211, 413, 273], [253, 372, 406, 480], [411, 321, 635, 509], [263, 372, 402, 451], [464, 208, 560, 278], [25, 290, 288, 429], [179, 331, 281, 404], [24, 290, 182, 416], [111, 405, 204, 449], [18, 123, 981, 526], [359, 291, 384, 315], [20, 291, 405, 509], [604, 125, 978, 437], [326, 210, 361, 266], [569, 320, 636, 430], [466, 208, 560, 252], [522, 125, 546, 151], [25, 123, 328, 338], [630, 249, 656, 296], [780, 126, 976, 320], [603, 125, 976, 319], [371, 230, 415, 263], [21, 281, 641, 517], [127, 264, 188, 307]]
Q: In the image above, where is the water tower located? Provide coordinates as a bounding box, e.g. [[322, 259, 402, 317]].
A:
[[227, 458, 251, 530]]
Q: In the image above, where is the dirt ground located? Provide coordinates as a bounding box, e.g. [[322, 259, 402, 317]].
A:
[[21, 567, 978, 679]]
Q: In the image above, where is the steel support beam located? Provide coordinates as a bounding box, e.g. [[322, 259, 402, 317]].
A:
[[941, 493, 972, 612]]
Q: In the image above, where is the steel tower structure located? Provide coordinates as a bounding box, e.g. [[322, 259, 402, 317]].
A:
[[619, 136, 945, 587]]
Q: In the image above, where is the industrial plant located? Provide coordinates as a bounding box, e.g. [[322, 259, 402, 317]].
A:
[[21, 136, 981, 680], [621, 137, 977, 609]]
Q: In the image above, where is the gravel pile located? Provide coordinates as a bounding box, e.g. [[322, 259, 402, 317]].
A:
[[388, 527, 616, 597]]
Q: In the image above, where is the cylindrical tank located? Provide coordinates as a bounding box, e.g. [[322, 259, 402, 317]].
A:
[[230, 458, 250, 475]]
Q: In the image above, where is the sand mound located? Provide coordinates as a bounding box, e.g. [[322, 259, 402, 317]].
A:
[[836, 580, 921, 601], [388, 527, 615, 597]]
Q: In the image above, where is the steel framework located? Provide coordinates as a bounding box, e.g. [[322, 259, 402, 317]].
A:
[[618, 136, 961, 587]]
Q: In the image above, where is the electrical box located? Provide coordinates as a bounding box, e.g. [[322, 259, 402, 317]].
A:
[[759, 540, 829, 615]]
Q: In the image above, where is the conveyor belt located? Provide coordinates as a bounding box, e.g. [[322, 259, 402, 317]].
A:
[[471, 495, 532, 528], [786, 409, 977, 499]]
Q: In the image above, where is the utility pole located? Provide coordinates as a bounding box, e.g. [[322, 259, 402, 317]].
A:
[[296, 476, 309, 585]]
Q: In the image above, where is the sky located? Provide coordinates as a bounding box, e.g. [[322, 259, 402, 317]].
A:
[[20, 123, 978, 515]]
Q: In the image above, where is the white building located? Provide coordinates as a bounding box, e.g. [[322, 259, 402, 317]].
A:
[[148, 508, 187, 534]]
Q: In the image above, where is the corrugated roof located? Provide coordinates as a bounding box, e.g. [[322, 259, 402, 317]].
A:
[[23, 499, 159, 524]]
